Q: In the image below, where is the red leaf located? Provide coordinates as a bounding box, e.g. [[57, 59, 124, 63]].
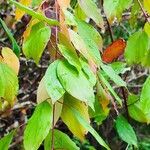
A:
[[102, 39, 126, 63]]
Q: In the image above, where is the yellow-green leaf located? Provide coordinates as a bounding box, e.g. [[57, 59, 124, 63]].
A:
[[104, 0, 132, 22], [78, 0, 104, 28], [69, 101, 110, 150], [144, 0, 150, 14], [37, 77, 63, 125], [1, 47, 20, 74], [15, 0, 32, 20], [23, 21, 51, 64], [24, 101, 52, 150], [144, 22, 150, 37], [61, 93, 90, 141], [0, 63, 18, 105], [77, 20, 102, 65]]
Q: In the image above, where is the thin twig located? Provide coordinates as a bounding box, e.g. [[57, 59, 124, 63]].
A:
[[121, 87, 130, 121], [55, 0, 59, 59], [105, 15, 130, 119], [137, 0, 150, 24], [105, 17, 121, 115], [97, 75, 119, 115], [105, 17, 114, 42], [51, 1, 59, 149], [51, 104, 56, 150]]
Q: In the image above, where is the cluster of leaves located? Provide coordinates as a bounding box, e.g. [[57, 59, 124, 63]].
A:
[[0, 0, 150, 149]]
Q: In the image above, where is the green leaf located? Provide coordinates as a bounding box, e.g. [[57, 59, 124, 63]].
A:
[[74, 4, 87, 20], [37, 78, 63, 125], [57, 60, 95, 109], [129, 0, 140, 27], [59, 32, 76, 50], [140, 76, 150, 102], [128, 94, 147, 123], [44, 60, 65, 103], [0, 63, 18, 105], [58, 44, 81, 71], [125, 30, 150, 65], [44, 129, 79, 150], [109, 62, 128, 74], [101, 64, 126, 87], [115, 115, 137, 146], [144, 22, 150, 37], [64, 9, 77, 26], [77, 20, 102, 65], [77, 0, 104, 28], [0, 18, 20, 56], [98, 72, 122, 106], [69, 101, 110, 150], [58, 33, 81, 71], [80, 58, 96, 86], [142, 50, 150, 67], [23, 21, 51, 64], [104, 0, 132, 22], [68, 29, 94, 65], [24, 101, 52, 150], [61, 93, 90, 140], [128, 77, 150, 124], [0, 130, 15, 150], [31, 0, 43, 7], [9, 0, 59, 26], [89, 96, 109, 125], [140, 76, 150, 123]]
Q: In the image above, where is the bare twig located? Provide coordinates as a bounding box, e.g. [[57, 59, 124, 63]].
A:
[[51, 104, 56, 150], [121, 87, 130, 121], [137, 0, 150, 24], [51, 1, 59, 149], [105, 15, 130, 119], [105, 16, 114, 42]]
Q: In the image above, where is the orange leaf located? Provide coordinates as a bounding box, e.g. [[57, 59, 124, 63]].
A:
[[102, 39, 126, 63]]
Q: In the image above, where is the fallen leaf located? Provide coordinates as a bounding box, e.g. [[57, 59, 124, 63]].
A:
[[102, 39, 126, 63]]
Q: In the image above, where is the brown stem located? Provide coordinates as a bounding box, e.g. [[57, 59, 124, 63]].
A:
[[105, 15, 130, 119], [97, 74, 119, 115], [121, 87, 130, 121], [51, 104, 56, 150], [105, 17, 114, 42], [55, 0, 59, 59], [51, 1, 59, 149], [137, 0, 150, 23]]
